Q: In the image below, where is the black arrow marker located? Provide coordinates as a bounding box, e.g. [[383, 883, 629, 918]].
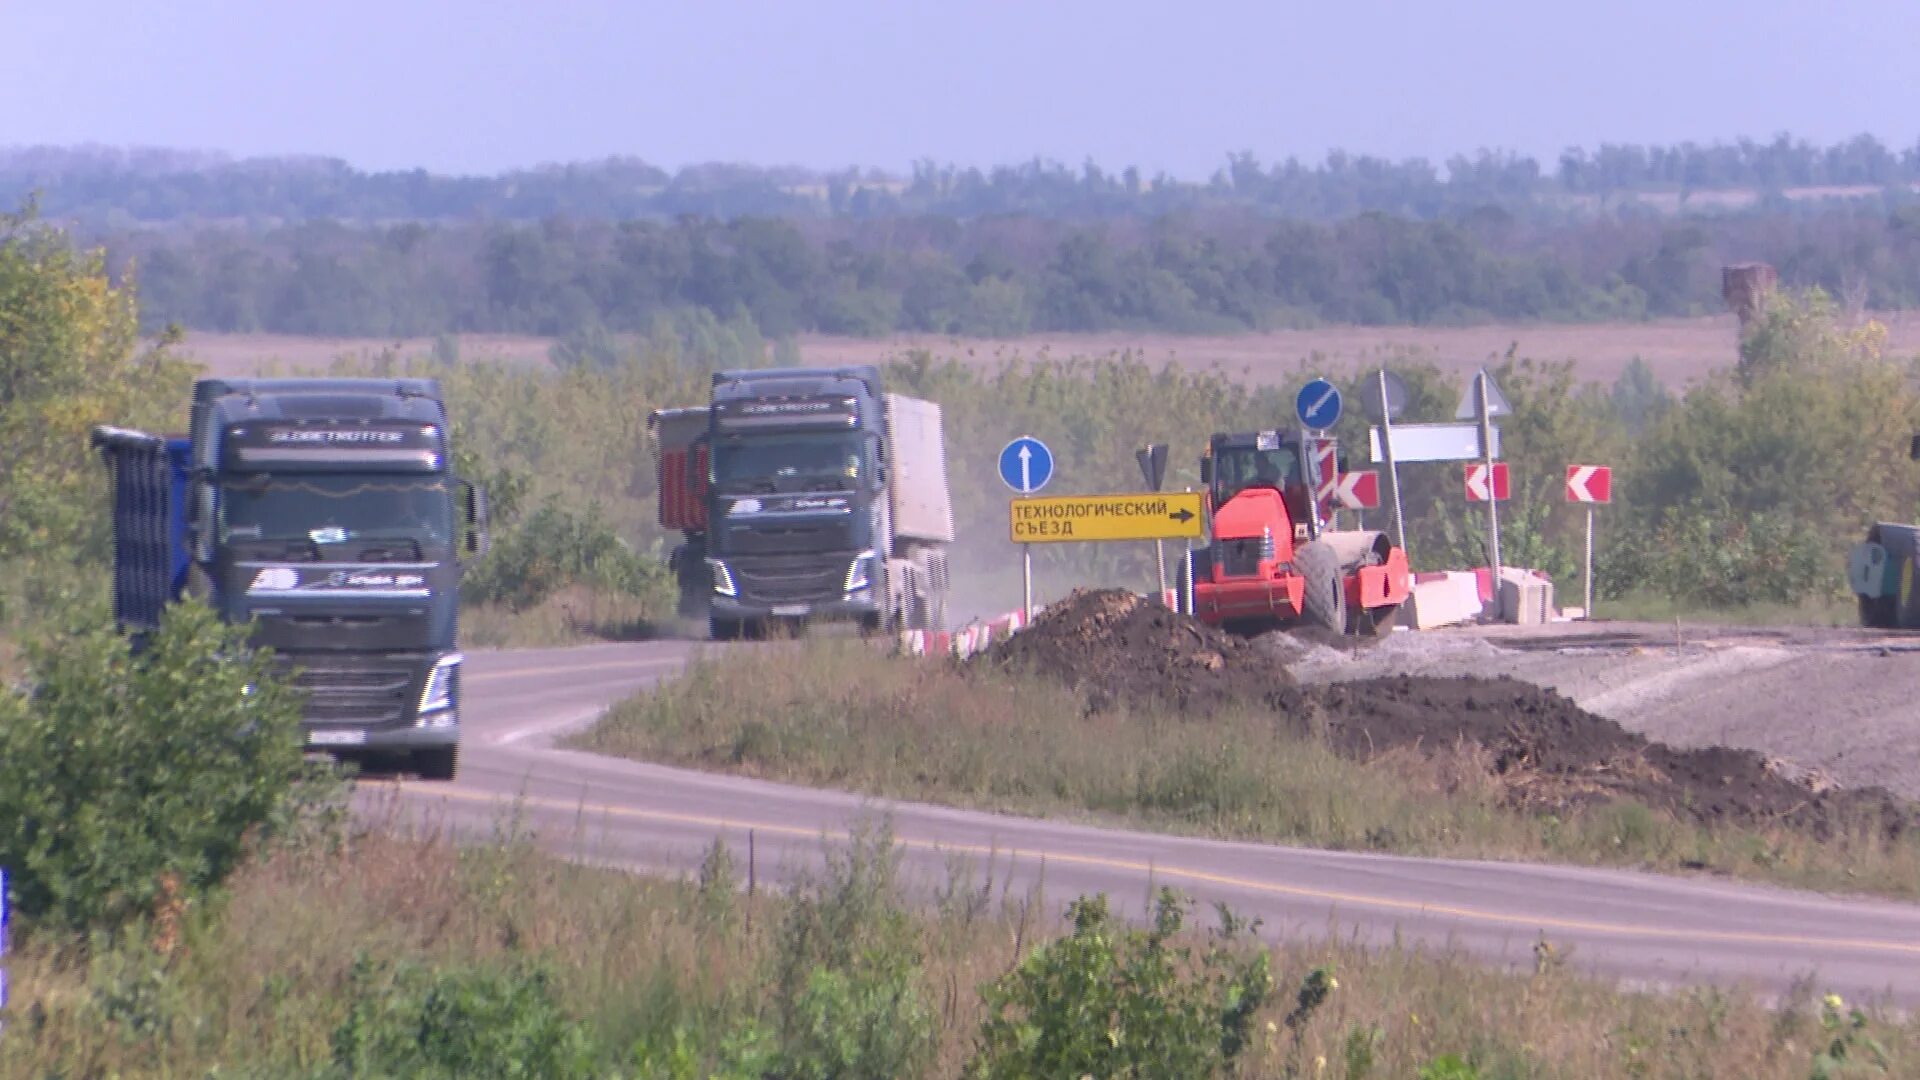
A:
[[1169, 508, 1195, 523]]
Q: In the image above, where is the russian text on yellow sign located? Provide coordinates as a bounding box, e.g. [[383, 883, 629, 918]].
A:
[[1009, 492, 1207, 543]]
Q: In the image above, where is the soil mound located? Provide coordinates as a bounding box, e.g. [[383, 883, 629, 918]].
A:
[[978, 591, 1916, 839], [1312, 675, 1915, 837], [981, 589, 1294, 715]]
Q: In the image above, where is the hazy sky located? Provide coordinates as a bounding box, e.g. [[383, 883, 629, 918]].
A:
[[7, 1, 1917, 177]]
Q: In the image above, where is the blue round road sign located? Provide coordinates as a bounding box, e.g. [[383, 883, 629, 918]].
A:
[[1296, 378, 1343, 430], [999, 436, 1054, 494]]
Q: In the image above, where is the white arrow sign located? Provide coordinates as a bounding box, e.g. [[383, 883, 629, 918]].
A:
[[1334, 470, 1379, 509], [1566, 465, 1612, 504]]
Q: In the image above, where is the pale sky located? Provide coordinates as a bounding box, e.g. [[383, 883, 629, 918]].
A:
[[5, 0, 1917, 177]]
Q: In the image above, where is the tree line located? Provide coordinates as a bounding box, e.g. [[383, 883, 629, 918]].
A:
[[98, 204, 1920, 339], [8, 132, 1920, 226]]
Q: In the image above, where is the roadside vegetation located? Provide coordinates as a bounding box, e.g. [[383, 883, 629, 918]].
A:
[[295, 280, 1920, 640], [8, 809, 1914, 1079], [573, 638, 1920, 902]]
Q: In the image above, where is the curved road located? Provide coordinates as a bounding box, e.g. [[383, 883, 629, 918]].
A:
[[370, 641, 1920, 1006]]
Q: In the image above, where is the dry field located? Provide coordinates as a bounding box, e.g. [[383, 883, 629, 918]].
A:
[[175, 312, 1920, 388]]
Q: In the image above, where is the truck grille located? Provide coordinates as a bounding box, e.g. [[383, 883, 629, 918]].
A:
[[734, 556, 848, 602], [277, 656, 417, 726]]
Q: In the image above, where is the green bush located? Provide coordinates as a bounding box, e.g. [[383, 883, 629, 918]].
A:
[[967, 890, 1272, 1080], [0, 602, 308, 931], [770, 822, 936, 1080], [464, 496, 670, 611], [328, 955, 600, 1079]]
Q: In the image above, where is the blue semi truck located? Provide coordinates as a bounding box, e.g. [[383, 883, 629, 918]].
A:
[[91, 377, 488, 779]]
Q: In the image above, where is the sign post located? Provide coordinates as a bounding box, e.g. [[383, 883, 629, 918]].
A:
[[1366, 369, 1409, 552], [1296, 379, 1342, 533], [999, 436, 1055, 617], [1457, 369, 1512, 587], [1566, 464, 1613, 618], [1135, 443, 1170, 596]]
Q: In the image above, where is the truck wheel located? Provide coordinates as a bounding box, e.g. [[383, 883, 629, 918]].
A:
[[413, 746, 458, 782], [709, 616, 745, 641], [1297, 541, 1346, 633]]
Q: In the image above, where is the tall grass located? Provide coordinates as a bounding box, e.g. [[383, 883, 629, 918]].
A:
[[6, 811, 1912, 1078], [571, 639, 1920, 900]]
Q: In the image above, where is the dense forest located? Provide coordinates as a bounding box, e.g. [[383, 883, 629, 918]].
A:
[[6, 133, 1919, 339], [96, 203, 1920, 338], [7, 133, 1920, 225]]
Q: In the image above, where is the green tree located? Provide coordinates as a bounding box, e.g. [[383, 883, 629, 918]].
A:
[[0, 203, 194, 620], [0, 602, 308, 931]]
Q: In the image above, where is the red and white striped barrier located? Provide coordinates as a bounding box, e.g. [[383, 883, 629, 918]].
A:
[[897, 589, 1183, 659], [897, 606, 1032, 659]]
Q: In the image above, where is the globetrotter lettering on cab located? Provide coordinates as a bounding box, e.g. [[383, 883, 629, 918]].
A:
[[266, 429, 406, 444]]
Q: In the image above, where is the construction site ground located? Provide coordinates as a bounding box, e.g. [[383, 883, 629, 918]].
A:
[[1268, 619, 1920, 802]]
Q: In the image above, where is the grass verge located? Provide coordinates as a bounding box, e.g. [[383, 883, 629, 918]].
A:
[[461, 587, 683, 649], [7, 807, 1913, 1078], [570, 639, 1920, 901]]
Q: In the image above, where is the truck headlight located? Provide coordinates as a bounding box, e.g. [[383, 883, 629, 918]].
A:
[[418, 653, 462, 718], [845, 550, 878, 593], [707, 558, 737, 597]]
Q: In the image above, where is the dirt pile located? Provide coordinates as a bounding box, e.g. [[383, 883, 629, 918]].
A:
[[1312, 675, 1914, 838], [980, 590, 1916, 838], [981, 589, 1294, 715]]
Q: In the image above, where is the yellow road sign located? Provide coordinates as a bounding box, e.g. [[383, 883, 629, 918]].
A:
[[1010, 491, 1206, 543]]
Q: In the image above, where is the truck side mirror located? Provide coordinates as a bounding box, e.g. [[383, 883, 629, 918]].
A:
[[1198, 458, 1213, 485], [1336, 451, 1350, 474], [1909, 434, 1920, 461], [459, 479, 491, 559], [191, 479, 217, 564]]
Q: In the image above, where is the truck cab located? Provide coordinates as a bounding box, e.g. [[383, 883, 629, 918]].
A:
[[93, 377, 487, 779], [651, 365, 953, 640]]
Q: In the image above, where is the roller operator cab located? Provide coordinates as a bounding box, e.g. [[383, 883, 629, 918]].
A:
[[1179, 429, 1409, 635], [91, 378, 489, 780], [649, 365, 955, 641]]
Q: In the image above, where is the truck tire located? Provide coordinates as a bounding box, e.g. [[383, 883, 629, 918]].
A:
[[709, 616, 746, 641], [1296, 541, 1346, 634], [413, 746, 458, 782]]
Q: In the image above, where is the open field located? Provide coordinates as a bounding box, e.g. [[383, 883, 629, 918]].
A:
[[175, 311, 1920, 388]]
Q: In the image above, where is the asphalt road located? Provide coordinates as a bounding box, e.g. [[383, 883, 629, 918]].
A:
[[370, 640, 1920, 1006]]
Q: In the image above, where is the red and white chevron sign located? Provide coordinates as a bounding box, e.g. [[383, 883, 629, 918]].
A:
[[1334, 469, 1379, 509], [1464, 462, 1509, 502], [1309, 438, 1338, 503], [1566, 464, 1612, 504]]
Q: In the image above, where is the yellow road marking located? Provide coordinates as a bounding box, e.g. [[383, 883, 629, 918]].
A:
[[394, 783, 1920, 958]]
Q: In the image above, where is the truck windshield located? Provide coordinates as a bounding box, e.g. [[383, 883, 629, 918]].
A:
[[712, 434, 863, 493], [221, 473, 455, 545]]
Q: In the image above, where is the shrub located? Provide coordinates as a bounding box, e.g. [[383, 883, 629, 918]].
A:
[[770, 822, 937, 1080], [0, 602, 307, 931], [967, 890, 1272, 1079], [328, 954, 600, 1079]]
